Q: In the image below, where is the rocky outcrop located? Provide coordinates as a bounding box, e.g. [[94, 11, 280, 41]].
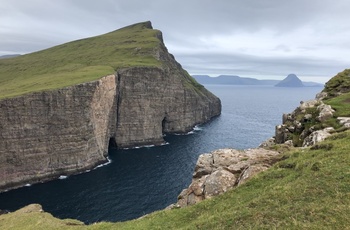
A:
[[337, 117, 350, 128], [302, 127, 334, 147], [0, 24, 221, 191], [273, 99, 336, 146], [171, 148, 279, 208]]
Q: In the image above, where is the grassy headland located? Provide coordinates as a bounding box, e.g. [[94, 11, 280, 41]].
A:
[[0, 21, 162, 99]]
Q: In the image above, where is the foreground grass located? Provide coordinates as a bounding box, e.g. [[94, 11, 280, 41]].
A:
[[1, 130, 349, 229], [0, 22, 161, 99], [326, 92, 350, 117]]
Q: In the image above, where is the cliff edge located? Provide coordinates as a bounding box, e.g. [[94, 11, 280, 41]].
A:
[[0, 21, 221, 191]]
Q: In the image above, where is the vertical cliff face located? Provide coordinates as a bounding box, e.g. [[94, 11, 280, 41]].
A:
[[0, 75, 117, 190], [0, 22, 221, 191], [114, 67, 221, 148]]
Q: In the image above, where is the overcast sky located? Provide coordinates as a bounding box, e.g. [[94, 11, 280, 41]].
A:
[[1, 0, 349, 83]]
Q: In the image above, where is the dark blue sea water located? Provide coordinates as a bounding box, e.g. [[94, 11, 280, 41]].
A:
[[0, 85, 321, 223]]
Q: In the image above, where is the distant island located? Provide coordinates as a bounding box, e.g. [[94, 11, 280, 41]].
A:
[[275, 74, 304, 87], [192, 74, 324, 87]]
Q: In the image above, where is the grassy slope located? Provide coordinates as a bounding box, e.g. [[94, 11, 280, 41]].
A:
[[323, 69, 350, 97], [0, 22, 161, 99]]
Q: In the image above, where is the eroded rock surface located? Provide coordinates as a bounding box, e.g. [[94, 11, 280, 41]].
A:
[[0, 75, 117, 191], [173, 148, 279, 208], [0, 28, 221, 191]]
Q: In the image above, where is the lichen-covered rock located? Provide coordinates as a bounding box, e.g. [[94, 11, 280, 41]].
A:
[[193, 154, 213, 178], [317, 103, 335, 122], [302, 128, 334, 147], [259, 137, 275, 148], [275, 125, 289, 144], [204, 169, 236, 199], [299, 99, 319, 111], [237, 165, 269, 186], [173, 148, 279, 208], [337, 117, 350, 129]]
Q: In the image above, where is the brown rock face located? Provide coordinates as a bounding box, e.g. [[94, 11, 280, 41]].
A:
[[0, 75, 117, 191], [175, 148, 279, 208], [114, 66, 221, 148], [0, 39, 221, 191]]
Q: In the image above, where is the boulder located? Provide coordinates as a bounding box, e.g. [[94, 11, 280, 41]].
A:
[[316, 91, 328, 100], [237, 165, 269, 185], [204, 169, 236, 199], [193, 154, 213, 178], [259, 137, 275, 148], [337, 117, 350, 129], [317, 104, 335, 122], [302, 128, 334, 147], [299, 99, 319, 111], [171, 148, 280, 208]]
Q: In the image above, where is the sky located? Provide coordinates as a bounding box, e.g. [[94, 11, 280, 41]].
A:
[[1, 0, 349, 83]]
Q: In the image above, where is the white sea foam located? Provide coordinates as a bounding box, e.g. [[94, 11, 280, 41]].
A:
[[59, 175, 68, 180], [94, 157, 112, 169], [25, 183, 31, 187], [173, 125, 203, 135], [193, 125, 203, 131], [123, 142, 167, 150]]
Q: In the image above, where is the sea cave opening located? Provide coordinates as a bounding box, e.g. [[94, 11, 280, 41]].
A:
[[108, 137, 118, 150], [162, 116, 169, 134]]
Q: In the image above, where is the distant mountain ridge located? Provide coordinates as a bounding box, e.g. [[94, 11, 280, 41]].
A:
[[192, 75, 323, 87]]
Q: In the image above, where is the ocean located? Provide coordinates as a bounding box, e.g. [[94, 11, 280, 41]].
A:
[[0, 85, 321, 223]]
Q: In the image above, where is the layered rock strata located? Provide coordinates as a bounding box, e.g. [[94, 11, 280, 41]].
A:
[[0, 75, 118, 191], [0, 28, 221, 191]]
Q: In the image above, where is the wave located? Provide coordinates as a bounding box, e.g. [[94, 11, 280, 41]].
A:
[[193, 125, 203, 131], [174, 125, 202, 135], [94, 157, 112, 169], [122, 142, 169, 150]]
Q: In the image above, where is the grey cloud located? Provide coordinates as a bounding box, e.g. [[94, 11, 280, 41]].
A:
[[1, 0, 349, 82], [177, 52, 348, 79]]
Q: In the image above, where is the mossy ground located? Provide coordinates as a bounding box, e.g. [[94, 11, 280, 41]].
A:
[[0, 22, 162, 99]]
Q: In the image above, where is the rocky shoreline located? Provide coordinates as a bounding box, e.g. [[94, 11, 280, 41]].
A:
[[169, 89, 350, 209]]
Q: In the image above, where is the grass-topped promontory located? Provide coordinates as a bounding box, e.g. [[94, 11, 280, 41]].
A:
[[0, 21, 163, 99]]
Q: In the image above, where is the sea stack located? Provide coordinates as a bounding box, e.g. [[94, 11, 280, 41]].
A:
[[275, 74, 304, 87], [0, 21, 221, 192]]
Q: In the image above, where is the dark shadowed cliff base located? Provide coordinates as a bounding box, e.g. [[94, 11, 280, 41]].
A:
[[0, 22, 221, 192]]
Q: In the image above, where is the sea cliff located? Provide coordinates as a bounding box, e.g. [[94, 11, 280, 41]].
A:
[[0, 22, 221, 191]]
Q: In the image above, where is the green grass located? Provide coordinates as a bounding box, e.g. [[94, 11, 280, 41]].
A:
[[325, 92, 350, 117], [2, 130, 350, 229], [323, 69, 350, 97], [0, 22, 163, 99]]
